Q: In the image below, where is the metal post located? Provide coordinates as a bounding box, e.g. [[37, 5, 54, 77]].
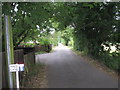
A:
[[0, 1, 2, 90], [4, 15, 14, 88], [16, 64, 19, 89]]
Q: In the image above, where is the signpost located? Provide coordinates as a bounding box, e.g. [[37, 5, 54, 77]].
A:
[[9, 64, 24, 88], [5, 15, 14, 88]]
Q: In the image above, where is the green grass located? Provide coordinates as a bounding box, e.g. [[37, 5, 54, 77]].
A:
[[35, 51, 47, 55], [27, 63, 45, 77], [67, 46, 73, 49]]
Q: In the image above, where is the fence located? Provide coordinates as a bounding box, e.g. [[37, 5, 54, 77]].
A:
[[14, 49, 24, 64], [16, 47, 35, 55], [24, 52, 35, 73], [2, 48, 35, 88], [35, 44, 52, 52], [2, 45, 52, 88]]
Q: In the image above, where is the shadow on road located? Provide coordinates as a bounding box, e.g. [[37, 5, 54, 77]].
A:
[[35, 45, 118, 88]]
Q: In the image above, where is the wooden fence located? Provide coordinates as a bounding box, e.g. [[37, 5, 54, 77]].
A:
[[14, 49, 24, 64], [24, 52, 35, 73], [35, 44, 52, 52], [2, 45, 52, 88], [2, 48, 35, 88]]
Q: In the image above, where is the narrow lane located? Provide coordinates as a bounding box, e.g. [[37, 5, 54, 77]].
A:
[[36, 46, 118, 88]]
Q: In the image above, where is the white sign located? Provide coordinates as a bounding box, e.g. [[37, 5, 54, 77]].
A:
[[9, 64, 24, 72], [9, 64, 19, 72], [18, 64, 24, 71], [9, 63, 24, 88]]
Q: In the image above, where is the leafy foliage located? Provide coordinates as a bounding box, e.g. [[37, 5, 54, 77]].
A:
[[61, 26, 74, 46], [2, 2, 120, 71]]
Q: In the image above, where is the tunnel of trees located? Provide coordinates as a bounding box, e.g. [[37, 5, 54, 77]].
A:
[[2, 2, 120, 72]]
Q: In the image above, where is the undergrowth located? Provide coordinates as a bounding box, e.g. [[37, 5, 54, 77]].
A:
[[72, 48, 120, 73], [21, 63, 45, 87]]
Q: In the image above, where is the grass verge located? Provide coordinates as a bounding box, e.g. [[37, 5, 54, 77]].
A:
[[35, 51, 48, 55], [70, 47, 119, 79], [21, 63, 46, 88]]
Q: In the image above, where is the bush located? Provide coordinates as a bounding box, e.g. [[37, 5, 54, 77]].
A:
[[100, 52, 120, 72], [39, 38, 51, 45]]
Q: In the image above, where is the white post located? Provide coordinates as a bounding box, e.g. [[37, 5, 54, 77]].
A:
[[16, 64, 19, 89]]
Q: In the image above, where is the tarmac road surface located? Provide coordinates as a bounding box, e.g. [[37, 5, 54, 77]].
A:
[[36, 45, 118, 88]]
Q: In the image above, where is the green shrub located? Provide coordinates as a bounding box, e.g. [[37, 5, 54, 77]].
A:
[[100, 52, 120, 72], [38, 37, 51, 45]]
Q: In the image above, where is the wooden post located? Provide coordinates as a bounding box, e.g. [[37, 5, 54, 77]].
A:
[[4, 15, 14, 88]]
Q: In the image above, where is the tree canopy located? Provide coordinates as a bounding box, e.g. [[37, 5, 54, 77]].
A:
[[2, 2, 120, 71]]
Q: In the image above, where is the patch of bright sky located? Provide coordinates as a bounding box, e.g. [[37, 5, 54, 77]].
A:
[[36, 24, 55, 35], [50, 28, 55, 34], [51, 0, 55, 2], [36, 25, 40, 30], [101, 43, 118, 53], [110, 46, 116, 53], [103, 0, 111, 4], [28, 40, 39, 44], [14, 4, 18, 12], [106, 0, 111, 1], [69, 25, 74, 30]]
